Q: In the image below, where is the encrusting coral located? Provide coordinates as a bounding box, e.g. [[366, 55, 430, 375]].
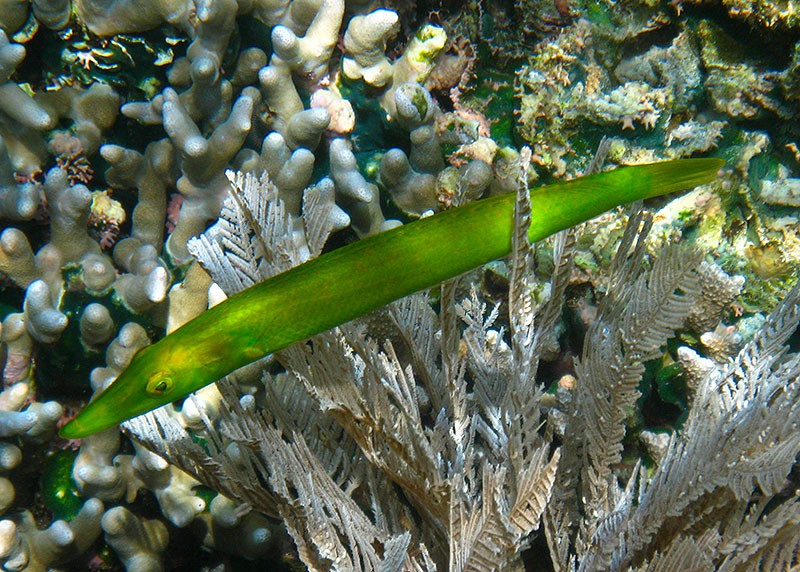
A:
[[0, 0, 798, 568]]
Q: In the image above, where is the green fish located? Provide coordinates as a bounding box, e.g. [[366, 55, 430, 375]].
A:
[[60, 158, 722, 439]]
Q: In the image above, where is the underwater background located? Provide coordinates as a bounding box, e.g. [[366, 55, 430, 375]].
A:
[[0, 0, 799, 570]]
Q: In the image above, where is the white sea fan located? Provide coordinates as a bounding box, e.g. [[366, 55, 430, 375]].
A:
[[126, 169, 800, 572]]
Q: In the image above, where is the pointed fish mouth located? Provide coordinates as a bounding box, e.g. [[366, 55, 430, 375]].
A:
[[60, 401, 120, 439], [60, 394, 150, 439], [59, 387, 137, 438], [59, 367, 164, 439]]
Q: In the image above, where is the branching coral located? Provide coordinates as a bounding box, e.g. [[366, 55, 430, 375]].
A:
[[0, 30, 54, 176], [0, 137, 38, 221], [0, 498, 104, 571], [75, 0, 193, 36], [100, 506, 168, 571]]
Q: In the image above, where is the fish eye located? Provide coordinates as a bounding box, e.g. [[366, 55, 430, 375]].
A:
[[145, 371, 174, 397]]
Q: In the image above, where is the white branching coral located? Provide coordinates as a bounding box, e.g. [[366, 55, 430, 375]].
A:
[[0, 498, 104, 572], [342, 9, 400, 87], [101, 506, 168, 572]]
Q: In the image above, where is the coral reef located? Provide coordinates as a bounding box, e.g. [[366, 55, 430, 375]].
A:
[[0, 0, 797, 568]]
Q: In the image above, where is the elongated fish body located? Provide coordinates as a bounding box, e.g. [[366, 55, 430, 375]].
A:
[[60, 158, 722, 438]]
